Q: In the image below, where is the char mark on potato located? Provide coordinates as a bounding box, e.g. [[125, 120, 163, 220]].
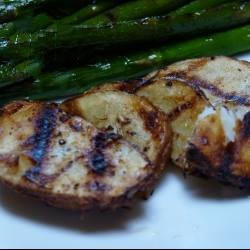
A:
[[24, 106, 58, 186]]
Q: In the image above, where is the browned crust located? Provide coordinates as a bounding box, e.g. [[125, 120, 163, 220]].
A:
[[1, 172, 157, 211]]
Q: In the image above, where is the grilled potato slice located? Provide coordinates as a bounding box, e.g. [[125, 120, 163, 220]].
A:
[[136, 56, 250, 187], [0, 101, 157, 210], [63, 90, 172, 170]]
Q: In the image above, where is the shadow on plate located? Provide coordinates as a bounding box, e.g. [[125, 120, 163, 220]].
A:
[[0, 186, 146, 233], [169, 165, 250, 200], [1, 166, 250, 231]]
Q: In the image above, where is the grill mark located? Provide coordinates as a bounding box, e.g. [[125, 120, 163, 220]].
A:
[[25, 106, 58, 186], [139, 109, 158, 135], [87, 132, 121, 175], [165, 72, 250, 106], [242, 112, 250, 138], [89, 151, 108, 174], [94, 132, 121, 149]]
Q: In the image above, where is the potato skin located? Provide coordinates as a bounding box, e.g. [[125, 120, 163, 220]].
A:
[[0, 101, 158, 211]]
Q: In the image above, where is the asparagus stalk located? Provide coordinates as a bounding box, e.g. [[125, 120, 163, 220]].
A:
[[0, 59, 41, 88], [1, 0, 122, 38], [84, 0, 192, 26], [0, 0, 46, 23], [52, 1, 126, 27], [1, 24, 250, 104], [0, 12, 53, 38], [2, 1, 250, 62], [169, 0, 236, 16], [0, 0, 94, 23]]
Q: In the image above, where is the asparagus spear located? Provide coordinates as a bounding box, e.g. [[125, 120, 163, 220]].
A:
[[169, 0, 236, 16], [1, 24, 250, 104], [0, 0, 46, 23], [2, 1, 250, 62], [0, 0, 94, 23], [84, 0, 192, 26], [1, 0, 122, 39], [0, 12, 53, 38], [0, 59, 41, 88]]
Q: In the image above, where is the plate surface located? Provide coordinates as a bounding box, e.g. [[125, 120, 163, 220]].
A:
[[0, 54, 250, 249]]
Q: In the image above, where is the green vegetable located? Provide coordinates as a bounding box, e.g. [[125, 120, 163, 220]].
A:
[[170, 0, 236, 16], [0, 0, 96, 23], [1, 24, 250, 104], [60, 1, 124, 25], [1, 0, 120, 39], [2, 1, 250, 62], [0, 59, 41, 88], [0, 0, 46, 23], [84, 0, 192, 26], [0, 12, 53, 38]]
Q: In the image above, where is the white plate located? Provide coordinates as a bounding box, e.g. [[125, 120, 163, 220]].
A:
[[1, 54, 250, 249]]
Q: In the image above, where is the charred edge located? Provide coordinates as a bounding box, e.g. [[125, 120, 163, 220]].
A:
[[2, 101, 25, 115], [25, 106, 58, 185], [186, 58, 210, 72], [139, 109, 158, 133], [117, 80, 145, 94], [119, 73, 158, 94], [219, 144, 250, 189], [188, 142, 245, 188], [165, 72, 250, 106], [186, 143, 213, 177], [217, 142, 235, 184], [242, 112, 250, 138], [167, 101, 193, 120]]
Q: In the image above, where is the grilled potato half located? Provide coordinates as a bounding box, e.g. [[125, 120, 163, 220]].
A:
[[0, 101, 159, 210], [63, 90, 172, 171]]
